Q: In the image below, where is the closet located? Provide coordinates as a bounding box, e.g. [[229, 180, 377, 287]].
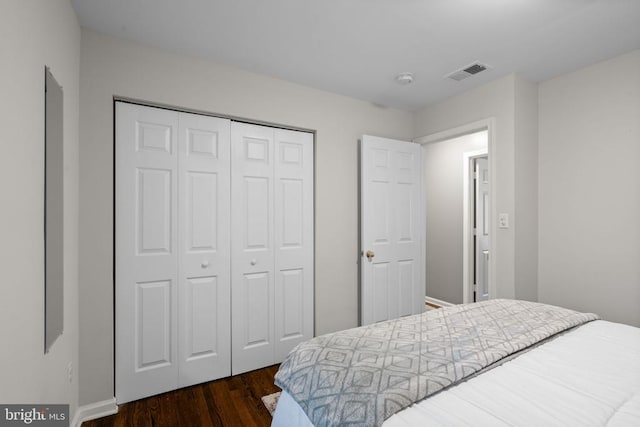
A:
[[115, 102, 314, 403]]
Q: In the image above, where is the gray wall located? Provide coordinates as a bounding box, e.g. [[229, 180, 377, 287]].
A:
[[538, 50, 640, 326], [0, 0, 81, 420], [423, 132, 487, 304], [78, 29, 414, 405], [514, 76, 539, 302]]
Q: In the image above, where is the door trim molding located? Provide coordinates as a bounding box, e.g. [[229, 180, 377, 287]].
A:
[[424, 296, 454, 307], [113, 96, 316, 134], [414, 118, 497, 304], [462, 150, 488, 304], [72, 398, 118, 427]]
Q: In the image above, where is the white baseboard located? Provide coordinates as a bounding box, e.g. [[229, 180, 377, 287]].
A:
[[425, 296, 454, 307], [73, 398, 118, 427]]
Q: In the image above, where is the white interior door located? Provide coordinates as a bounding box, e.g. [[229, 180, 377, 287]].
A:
[[231, 123, 276, 375], [273, 129, 314, 362], [474, 157, 490, 302], [360, 135, 424, 326], [177, 112, 231, 387], [116, 103, 179, 403]]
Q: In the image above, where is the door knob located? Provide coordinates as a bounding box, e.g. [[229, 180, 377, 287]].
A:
[[250, 259, 257, 266], [201, 260, 210, 268], [365, 250, 375, 260]]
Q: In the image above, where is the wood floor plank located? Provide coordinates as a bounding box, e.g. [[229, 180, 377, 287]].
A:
[[209, 377, 242, 426], [193, 386, 215, 427], [131, 399, 149, 427], [157, 392, 181, 427], [201, 381, 228, 427], [229, 388, 260, 427], [82, 365, 281, 427], [111, 402, 129, 427]]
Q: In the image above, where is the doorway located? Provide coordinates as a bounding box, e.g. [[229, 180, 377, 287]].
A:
[[415, 120, 495, 305]]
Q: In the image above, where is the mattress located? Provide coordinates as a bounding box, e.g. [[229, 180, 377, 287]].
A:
[[272, 320, 640, 426]]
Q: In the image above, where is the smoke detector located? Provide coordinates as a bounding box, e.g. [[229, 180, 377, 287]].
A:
[[395, 72, 414, 85], [445, 61, 491, 81]]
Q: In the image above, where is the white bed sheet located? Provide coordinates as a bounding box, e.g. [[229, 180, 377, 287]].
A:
[[272, 320, 640, 426]]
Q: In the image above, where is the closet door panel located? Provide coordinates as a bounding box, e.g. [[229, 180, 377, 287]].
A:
[[184, 276, 219, 352], [231, 123, 275, 375], [137, 168, 172, 254], [136, 280, 173, 369], [243, 272, 271, 346], [274, 129, 314, 362], [185, 172, 218, 250], [278, 268, 304, 337], [245, 176, 271, 249], [116, 103, 179, 403], [178, 113, 231, 386]]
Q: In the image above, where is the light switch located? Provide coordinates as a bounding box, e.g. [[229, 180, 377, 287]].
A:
[[499, 213, 509, 229]]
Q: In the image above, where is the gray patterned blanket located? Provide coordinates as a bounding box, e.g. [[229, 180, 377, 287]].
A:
[[274, 299, 598, 427]]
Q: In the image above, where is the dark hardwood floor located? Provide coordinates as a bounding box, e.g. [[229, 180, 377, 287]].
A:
[[83, 365, 281, 427]]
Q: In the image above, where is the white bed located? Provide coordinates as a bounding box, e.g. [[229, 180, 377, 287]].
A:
[[273, 320, 640, 426]]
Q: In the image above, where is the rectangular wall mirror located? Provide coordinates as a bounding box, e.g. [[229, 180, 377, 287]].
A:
[[45, 67, 64, 353]]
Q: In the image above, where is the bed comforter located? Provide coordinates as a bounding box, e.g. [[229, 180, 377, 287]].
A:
[[274, 299, 598, 427]]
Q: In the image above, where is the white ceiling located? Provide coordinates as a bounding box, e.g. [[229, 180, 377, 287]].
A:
[[71, 0, 640, 111]]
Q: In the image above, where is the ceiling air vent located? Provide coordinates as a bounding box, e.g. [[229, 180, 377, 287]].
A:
[[445, 61, 491, 81]]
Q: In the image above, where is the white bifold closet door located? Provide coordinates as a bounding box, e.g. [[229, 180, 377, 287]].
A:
[[231, 122, 314, 375], [116, 103, 231, 403]]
